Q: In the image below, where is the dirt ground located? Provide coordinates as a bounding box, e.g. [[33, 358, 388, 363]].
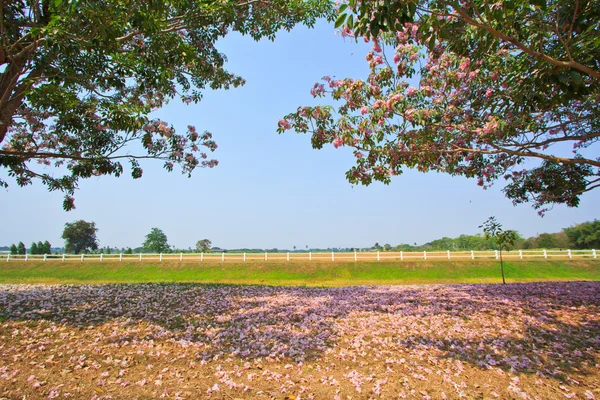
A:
[[0, 282, 599, 399]]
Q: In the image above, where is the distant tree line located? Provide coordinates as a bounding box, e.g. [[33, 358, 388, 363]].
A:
[[390, 220, 600, 251], [9, 240, 51, 255], [6, 220, 599, 256]]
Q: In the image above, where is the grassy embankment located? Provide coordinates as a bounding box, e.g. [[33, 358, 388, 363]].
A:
[[0, 259, 598, 286]]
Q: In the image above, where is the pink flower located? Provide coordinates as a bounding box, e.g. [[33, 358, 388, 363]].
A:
[[360, 106, 369, 115], [333, 138, 344, 148], [373, 42, 382, 53], [278, 119, 291, 130], [406, 87, 418, 97], [393, 54, 400, 63], [485, 88, 493, 98], [459, 58, 470, 71]]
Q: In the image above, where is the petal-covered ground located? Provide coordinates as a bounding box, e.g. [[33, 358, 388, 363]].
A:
[[0, 282, 599, 399]]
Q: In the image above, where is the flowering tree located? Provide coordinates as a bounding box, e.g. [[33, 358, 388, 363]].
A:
[[0, 0, 333, 210], [279, 0, 599, 214]]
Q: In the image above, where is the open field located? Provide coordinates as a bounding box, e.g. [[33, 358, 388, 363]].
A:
[[0, 281, 599, 399], [0, 259, 598, 286]]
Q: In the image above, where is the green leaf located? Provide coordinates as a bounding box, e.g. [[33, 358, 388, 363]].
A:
[[338, 4, 348, 13], [408, 1, 417, 16], [335, 13, 347, 28], [570, 71, 582, 87]]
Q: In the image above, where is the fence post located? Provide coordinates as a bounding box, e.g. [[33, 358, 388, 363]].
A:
[[354, 250, 357, 262], [424, 251, 427, 260], [287, 252, 290, 261], [519, 249, 523, 259], [6, 254, 9, 262], [400, 251, 403, 261], [100, 253, 103, 262], [220, 252, 223, 262], [543, 249, 547, 259], [62, 253, 65, 262], [377, 251, 380, 261], [139, 253, 142, 261], [309, 251, 312, 261], [447, 250, 450, 260], [44, 254, 47, 262], [243, 252, 246, 262], [568, 249, 572, 259], [119, 253, 122, 262], [178, 253, 182, 262], [471, 250, 474, 260], [593, 249, 597, 259], [494, 250, 498, 260], [265, 251, 268, 261], [81, 254, 84, 261], [25, 253, 28, 261]]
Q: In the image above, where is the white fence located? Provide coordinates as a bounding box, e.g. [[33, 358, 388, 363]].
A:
[[4, 249, 597, 262]]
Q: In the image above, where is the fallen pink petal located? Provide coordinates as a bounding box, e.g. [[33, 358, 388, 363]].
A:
[[0, 282, 598, 398]]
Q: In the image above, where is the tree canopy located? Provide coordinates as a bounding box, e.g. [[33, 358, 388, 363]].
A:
[[0, 0, 333, 210], [195, 239, 212, 253], [280, 0, 599, 214], [62, 220, 99, 254], [143, 227, 170, 253], [564, 219, 600, 249]]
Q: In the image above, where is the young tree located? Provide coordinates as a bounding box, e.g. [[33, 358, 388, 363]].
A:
[[480, 217, 519, 284], [143, 228, 170, 253], [36, 241, 43, 254], [125, 248, 133, 255], [30, 242, 38, 255], [43, 240, 51, 254], [17, 241, 26, 255], [62, 220, 99, 254], [195, 239, 212, 253], [0, 1, 334, 211], [9, 244, 17, 255], [280, 1, 599, 214]]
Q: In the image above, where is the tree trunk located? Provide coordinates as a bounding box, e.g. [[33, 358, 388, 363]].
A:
[[499, 250, 506, 284]]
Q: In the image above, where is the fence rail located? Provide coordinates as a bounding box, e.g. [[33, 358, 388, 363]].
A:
[[3, 249, 597, 262]]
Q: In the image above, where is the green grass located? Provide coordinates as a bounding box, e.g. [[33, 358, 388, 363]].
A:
[[0, 259, 598, 286]]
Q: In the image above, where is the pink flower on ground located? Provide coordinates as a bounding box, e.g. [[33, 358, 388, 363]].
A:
[[333, 138, 344, 148]]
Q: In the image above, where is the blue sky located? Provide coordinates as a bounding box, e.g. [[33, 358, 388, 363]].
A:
[[1, 20, 598, 250]]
